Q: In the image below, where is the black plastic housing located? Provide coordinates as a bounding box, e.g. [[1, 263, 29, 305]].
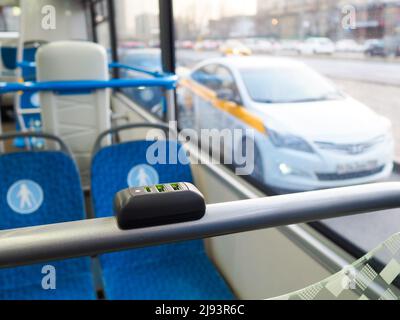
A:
[[114, 182, 206, 230]]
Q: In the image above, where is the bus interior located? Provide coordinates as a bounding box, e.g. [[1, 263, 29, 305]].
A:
[[0, 0, 399, 301]]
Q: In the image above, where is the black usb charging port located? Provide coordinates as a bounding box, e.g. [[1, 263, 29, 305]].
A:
[[115, 182, 206, 230], [170, 183, 180, 191]]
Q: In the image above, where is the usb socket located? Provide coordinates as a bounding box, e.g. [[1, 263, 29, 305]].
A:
[[170, 183, 180, 191]]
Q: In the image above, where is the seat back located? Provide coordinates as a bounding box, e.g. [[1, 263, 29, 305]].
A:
[[91, 124, 234, 299], [37, 41, 111, 186], [0, 33, 18, 77], [0, 133, 95, 300], [272, 233, 400, 300], [1, 46, 17, 71]]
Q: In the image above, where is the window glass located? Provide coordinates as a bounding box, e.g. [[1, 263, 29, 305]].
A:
[[192, 64, 219, 89], [215, 66, 234, 89], [89, 0, 111, 58], [0, 6, 20, 77], [241, 66, 342, 103], [192, 64, 241, 102], [0, 6, 20, 32], [114, 0, 162, 118], [214, 65, 241, 103], [174, 0, 400, 253]]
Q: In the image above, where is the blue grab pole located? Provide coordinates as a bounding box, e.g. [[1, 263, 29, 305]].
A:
[[0, 76, 178, 94]]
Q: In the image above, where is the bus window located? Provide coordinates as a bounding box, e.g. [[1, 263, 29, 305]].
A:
[[89, 0, 111, 57], [0, 4, 20, 120], [173, 0, 400, 256], [114, 0, 163, 119], [0, 5, 20, 32]]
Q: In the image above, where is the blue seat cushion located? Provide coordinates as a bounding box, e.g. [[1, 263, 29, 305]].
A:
[[0, 151, 95, 299], [0, 152, 85, 228], [91, 140, 234, 299], [101, 243, 233, 300], [0, 259, 95, 300]]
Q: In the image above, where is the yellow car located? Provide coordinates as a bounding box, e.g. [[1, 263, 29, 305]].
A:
[[219, 40, 252, 56]]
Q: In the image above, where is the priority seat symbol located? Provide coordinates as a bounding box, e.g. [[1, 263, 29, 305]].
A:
[[7, 180, 44, 214]]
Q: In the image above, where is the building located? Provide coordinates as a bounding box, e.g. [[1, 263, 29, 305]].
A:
[[256, 0, 339, 39], [135, 13, 159, 42], [256, 0, 400, 41], [0, 5, 20, 31], [208, 15, 256, 39]]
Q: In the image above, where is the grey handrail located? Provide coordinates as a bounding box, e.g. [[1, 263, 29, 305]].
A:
[[0, 182, 400, 269], [92, 123, 172, 155], [0, 131, 71, 155]]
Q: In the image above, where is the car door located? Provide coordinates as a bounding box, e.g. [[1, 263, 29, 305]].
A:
[[213, 65, 244, 132], [193, 64, 243, 133], [180, 64, 220, 131], [212, 65, 250, 158]]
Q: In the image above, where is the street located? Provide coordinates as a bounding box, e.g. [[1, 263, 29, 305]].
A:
[[177, 49, 400, 162], [298, 56, 400, 86]]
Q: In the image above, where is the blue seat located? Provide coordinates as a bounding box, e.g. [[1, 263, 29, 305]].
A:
[[0, 133, 96, 300], [91, 125, 234, 300]]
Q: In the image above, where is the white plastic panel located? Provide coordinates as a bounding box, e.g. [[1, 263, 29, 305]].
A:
[[19, 0, 88, 44], [37, 41, 111, 185]]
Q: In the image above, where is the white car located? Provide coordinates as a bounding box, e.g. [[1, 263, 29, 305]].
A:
[[335, 39, 365, 53], [178, 56, 394, 193], [243, 38, 280, 54], [298, 37, 335, 55]]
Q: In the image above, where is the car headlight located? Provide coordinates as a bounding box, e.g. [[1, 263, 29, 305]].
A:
[[268, 129, 314, 153]]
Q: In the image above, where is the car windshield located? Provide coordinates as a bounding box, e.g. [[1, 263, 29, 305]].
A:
[[241, 66, 344, 103]]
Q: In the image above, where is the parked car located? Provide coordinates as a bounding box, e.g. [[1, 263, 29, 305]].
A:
[[178, 56, 394, 193], [280, 40, 302, 52], [364, 39, 386, 57], [119, 41, 147, 49], [298, 37, 335, 55], [335, 39, 364, 53], [179, 40, 194, 50], [243, 38, 280, 54], [219, 40, 252, 56]]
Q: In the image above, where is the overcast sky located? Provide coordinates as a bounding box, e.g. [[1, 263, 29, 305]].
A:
[[126, 0, 257, 18], [121, 0, 258, 34], [174, 0, 257, 18]]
